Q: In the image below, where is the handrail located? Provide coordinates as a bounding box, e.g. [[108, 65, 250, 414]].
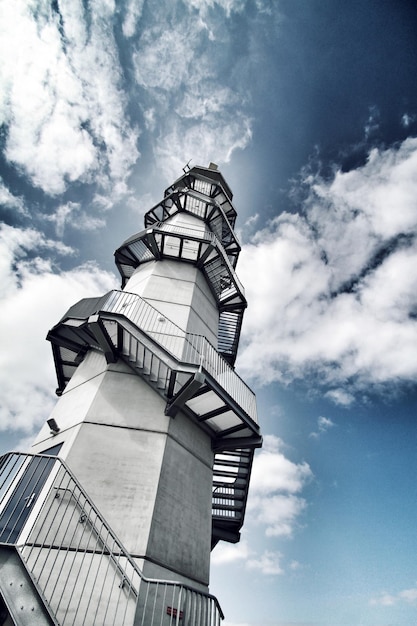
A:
[[152, 220, 214, 242], [51, 485, 138, 597], [144, 185, 238, 248], [116, 221, 245, 301], [101, 290, 258, 425], [0, 452, 224, 625]]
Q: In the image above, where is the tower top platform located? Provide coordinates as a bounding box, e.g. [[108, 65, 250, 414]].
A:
[[173, 163, 234, 202]]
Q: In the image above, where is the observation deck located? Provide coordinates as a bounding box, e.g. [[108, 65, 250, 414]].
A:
[[115, 224, 245, 365]]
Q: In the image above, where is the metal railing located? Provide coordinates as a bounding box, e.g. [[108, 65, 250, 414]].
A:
[[153, 220, 213, 241], [102, 290, 258, 425], [0, 452, 223, 626], [144, 184, 238, 249]]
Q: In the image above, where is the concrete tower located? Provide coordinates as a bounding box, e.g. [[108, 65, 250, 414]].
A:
[[0, 164, 262, 625]]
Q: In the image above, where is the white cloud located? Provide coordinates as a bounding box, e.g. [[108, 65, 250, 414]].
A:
[[250, 435, 312, 495], [211, 538, 251, 565], [238, 138, 417, 396], [212, 436, 312, 572], [134, 27, 196, 93], [364, 105, 380, 140], [143, 108, 157, 133], [0, 0, 139, 196], [370, 585, 417, 606], [324, 389, 354, 406], [45, 202, 105, 238], [369, 593, 396, 606], [247, 435, 312, 538], [309, 416, 335, 439], [401, 113, 416, 128], [0, 224, 116, 436], [122, 0, 145, 38], [212, 539, 284, 576], [399, 587, 417, 603], [249, 493, 308, 538], [154, 117, 252, 186], [187, 0, 247, 18], [132, 3, 253, 181], [0, 178, 28, 215], [247, 550, 284, 575]]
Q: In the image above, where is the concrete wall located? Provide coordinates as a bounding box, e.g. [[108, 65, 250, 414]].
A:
[[145, 409, 213, 585], [30, 350, 213, 587], [29, 210, 221, 591], [125, 260, 218, 348], [124, 211, 219, 347]]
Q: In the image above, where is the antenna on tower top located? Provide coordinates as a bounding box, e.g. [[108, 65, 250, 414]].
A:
[[182, 160, 191, 173]]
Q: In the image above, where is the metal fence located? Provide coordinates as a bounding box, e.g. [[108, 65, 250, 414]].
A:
[[102, 290, 258, 425], [0, 452, 223, 626]]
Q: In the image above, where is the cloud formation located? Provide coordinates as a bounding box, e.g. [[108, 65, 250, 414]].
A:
[[0, 178, 27, 216], [132, 0, 253, 180], [370, 585, 417, 606], [238, 138, 417, 399], [45, 202, 105, 238], [211, 538, 251, 566], [0, 223, 115, 436], [248, 435, 312, 538], [246, 550, 284, 575], [0, 0, 139, 196], [309, 416, 335, 439]]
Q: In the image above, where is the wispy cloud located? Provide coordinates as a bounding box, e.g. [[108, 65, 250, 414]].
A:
[[401, 113, 416, 128], [309, 416, 335, 439], [238, 137, 417, 398], [0, 178, 28, 216], [246, 550, 284, 575], [0, 223, 116, 436], [212, 541, 288, 577], [45, 202, 105, 238], [212, 541, 286, 576], [212, 435, 311, 575], [324, 389, 354, 406], [370, 585, 417, 606], [132, 0, 254, 181], [0, 0, 139, 197], [121, 0, 145, 38], [0, 0, 261, 217]]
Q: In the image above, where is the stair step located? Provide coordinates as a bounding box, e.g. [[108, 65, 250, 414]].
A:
[[212, 501, 244, 512]]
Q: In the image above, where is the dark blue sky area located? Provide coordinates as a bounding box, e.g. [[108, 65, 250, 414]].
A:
[[229, 0, 417, 223]]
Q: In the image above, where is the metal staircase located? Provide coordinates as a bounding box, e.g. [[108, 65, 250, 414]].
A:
[[48, 290, 260, 446], [211, 448, 254, 548], [114, 223, 245, 365], [47, 289, 261, 545]]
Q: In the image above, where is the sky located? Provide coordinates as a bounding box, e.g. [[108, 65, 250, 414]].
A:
[[1, 0, 417, 624]]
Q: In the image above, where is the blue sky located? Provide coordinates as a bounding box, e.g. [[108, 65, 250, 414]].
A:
[[1, 1, 417, 625]]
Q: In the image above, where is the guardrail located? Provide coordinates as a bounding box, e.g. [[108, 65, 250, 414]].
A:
[[102, 290, 258, 425], [0, 452, 223, 626]]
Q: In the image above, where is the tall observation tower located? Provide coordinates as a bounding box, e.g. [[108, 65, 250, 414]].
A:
[[0, 164, 262, 625]]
